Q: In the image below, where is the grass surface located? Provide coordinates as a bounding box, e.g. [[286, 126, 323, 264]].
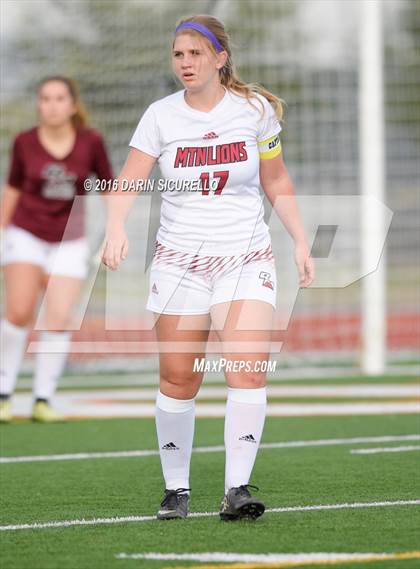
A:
[[0, 380, 419, 568]]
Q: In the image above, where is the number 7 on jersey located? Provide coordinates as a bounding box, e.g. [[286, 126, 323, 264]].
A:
[[200, 170, 229, 196]]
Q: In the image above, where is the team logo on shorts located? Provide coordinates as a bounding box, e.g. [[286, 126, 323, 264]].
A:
[[259, 271, 274, 290]]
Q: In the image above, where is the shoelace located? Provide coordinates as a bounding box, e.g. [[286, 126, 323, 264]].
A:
[[234, 484, 260, 498], [160, 487, 191, 509]]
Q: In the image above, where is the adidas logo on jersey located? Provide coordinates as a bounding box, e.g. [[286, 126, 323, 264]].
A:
[[239, 434, 257, 443], [152, 282, 158, 294], [203, 131, 218, 139], [162, 442, 179, 450]]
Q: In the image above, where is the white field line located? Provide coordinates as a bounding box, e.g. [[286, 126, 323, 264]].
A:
[[15, 364, 420, 388], [114, 551, 420, 564], [1, 434, 420, 464], [1, 499, 419, 532], [351, 445, 420, 455], [15, 385, 420, 399], [8, 398, 420, 419]]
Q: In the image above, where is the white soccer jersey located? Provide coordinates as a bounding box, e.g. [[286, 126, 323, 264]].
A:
[[129, 87, 282, 255]]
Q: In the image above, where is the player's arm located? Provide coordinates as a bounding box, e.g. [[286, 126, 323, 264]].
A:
[[0, 185, 21, 229], [260, 152, 314, 288], [102, 148, 157, 270], [2, 135, 24, 231]]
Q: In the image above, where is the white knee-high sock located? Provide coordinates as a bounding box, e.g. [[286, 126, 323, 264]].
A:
[[33, 331, 72, 400], [224, 387, 267, 493], [0, 318, 30, 396], [156, 391, 195, 492]]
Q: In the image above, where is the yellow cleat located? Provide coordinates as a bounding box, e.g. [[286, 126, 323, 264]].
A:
[[0, 400, 12, 423], [32, 401, 65, 423]]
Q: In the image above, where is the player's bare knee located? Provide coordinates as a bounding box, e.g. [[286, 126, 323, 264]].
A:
[[160, 383, 200, 399], [160, 373, 201, 399], [6, 310, 34, 328], [227, 372, 267, 389]]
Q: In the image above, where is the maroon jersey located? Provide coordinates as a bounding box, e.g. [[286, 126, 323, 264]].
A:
[[7, 127, 113, 242]]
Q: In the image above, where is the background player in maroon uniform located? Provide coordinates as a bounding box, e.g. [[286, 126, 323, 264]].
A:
[[0, 76, 113, 423]]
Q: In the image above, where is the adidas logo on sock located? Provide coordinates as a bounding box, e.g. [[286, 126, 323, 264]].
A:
[[239, 434, 257, 443], [162, 442, 179, 450]]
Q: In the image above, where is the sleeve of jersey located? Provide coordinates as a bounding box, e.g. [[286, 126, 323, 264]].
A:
[[129, 105, 161, 159], [257, 100, 282, 161], [92, 134, 114, 181], [7, 136, 25, 190]]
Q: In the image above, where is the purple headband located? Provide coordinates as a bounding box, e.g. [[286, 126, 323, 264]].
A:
[[175, 21, 224, 52]]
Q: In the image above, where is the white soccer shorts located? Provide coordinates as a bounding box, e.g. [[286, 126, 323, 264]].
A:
[[1, 224, 89, 279], [146, 241, 277, 315]]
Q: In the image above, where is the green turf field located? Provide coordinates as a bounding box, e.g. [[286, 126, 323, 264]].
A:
[[1, 408, 419, 569]]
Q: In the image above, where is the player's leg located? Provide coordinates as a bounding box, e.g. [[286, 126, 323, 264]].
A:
[[0, 263, 43, 422], [154, 312, 210, 519], [210, 254, 276, 519], [31, 273, 82, 421], [32, 237, 87, 422], [211, 298, 273, 520], [157, 313, 210, 398], [146, 244, 212, 518]]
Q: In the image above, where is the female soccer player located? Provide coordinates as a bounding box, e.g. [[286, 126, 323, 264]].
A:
[[102, 15, 314, 520], [0, 76, 113, 423]]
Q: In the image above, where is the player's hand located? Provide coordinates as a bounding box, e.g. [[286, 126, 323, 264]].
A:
[[101, 226, 129, 270], [294, 241, 314, 288]]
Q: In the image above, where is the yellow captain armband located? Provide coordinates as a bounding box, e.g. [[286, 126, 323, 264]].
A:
[[257, 131, 282, 160]]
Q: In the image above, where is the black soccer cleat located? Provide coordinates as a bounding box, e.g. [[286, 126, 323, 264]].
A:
[[156, 488, 190, 520], [219, 484, 265, 521]]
